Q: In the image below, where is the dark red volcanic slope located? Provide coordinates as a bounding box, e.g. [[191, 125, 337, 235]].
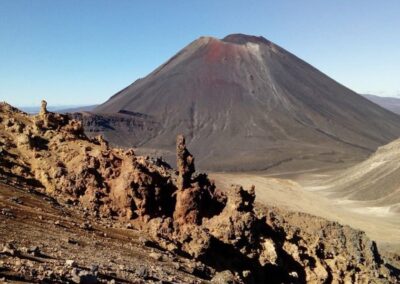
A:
[[93, 34, 400, 171]]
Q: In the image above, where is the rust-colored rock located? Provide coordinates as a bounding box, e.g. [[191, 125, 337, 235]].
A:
[[0, 101, 398, 283], [176, 134, 194, 190]]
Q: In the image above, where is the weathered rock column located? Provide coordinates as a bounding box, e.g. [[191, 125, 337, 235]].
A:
[[39, 100, 48, 117], [174, 135, 200, 225], [38, 99, 49, 128], [176, 135, 195, 190]]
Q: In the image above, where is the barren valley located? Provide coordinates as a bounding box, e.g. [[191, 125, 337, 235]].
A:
[[211, 170, 400, 252]]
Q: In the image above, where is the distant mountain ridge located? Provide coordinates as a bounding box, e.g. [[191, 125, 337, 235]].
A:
[[90, 33, 400, 171], [363, 94, 400, 114]]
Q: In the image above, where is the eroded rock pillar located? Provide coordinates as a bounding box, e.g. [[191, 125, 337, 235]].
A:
[[176, 134, 194, 190], [39, 100, 48, 117]]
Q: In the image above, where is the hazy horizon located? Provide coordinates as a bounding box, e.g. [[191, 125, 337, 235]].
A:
[[14, 93, 400, 109]]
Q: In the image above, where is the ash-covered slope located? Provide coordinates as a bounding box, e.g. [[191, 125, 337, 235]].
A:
[[1, 102, 398, 283], [322, 138, 400, 212], [93, 33, 400, 171]]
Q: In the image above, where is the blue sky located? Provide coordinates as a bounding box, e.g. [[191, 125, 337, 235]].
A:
[[1, 0, 399, 106]]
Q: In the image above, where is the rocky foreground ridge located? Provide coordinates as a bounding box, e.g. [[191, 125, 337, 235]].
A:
[[0, 101, 398, 283]]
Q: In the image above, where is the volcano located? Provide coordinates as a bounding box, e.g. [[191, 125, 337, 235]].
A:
[[92, 34, 400, 171]]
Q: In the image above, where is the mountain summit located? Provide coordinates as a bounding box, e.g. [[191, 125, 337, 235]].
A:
[[93, 34, 400, 171]]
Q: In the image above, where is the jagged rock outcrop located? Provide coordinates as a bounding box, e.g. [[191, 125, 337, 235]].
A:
[[260, 206, 391, 283], [0, 102, 398, 283]]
